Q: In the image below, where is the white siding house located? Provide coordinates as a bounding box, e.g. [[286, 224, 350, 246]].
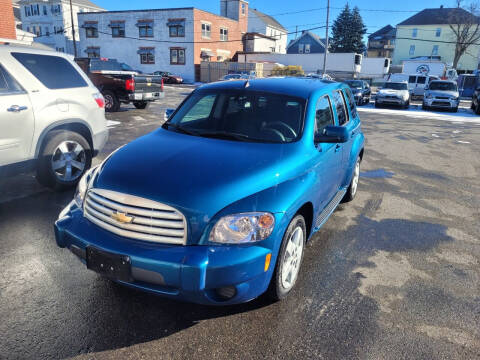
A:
[[247, 8, 287, 53], [78, 9, 196, 82], [18, 0, 103, 54]]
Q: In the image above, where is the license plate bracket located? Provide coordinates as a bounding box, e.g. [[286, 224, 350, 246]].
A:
[[86, 247, 132, 282]]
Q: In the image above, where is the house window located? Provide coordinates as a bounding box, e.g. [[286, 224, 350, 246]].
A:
[[409, 45, 415, 55], [24, 6, 31, 16], [241, 2, 246, 15], [51, 4, 61, 14], [56, 47, 65, 52], [436, 28, 441, 37], [138, 20, 153, 37], [220, 27, 228, 41], [86, 47, 100, 58], [84, 22, 98, 38], [110, 22, 125, 37], [168, 19, 185, 37], [138, 48, 155, 64], [299, 43, 304, 54], [412, 28, 417, 37], [432, 45, 439, 55], [26, 26, 30, 33], [201, 23, 211, 38], [43, 5, 47, 15], [32, 26, 36, 35], [305, 44, 311, 53], [170, 48, 185, 65]]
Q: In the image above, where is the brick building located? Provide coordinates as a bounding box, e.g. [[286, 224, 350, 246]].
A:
[[0, 0, 17, 40], [78, 0, 248, 82]]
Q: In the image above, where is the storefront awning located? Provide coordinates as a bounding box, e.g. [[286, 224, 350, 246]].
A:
[[200, 50, 215, 58]]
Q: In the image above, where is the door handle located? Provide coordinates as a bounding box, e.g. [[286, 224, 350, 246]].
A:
[[7, 105, 28, 112], [335, 144, 341, 152]]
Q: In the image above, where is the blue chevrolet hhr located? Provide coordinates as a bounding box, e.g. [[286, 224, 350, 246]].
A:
[[55, 77, 364, 305]]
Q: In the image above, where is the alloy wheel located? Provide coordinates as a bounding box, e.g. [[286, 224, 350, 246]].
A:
[[281, 226, 304, 290], [351, 160, 360, 196], [51, 141, 86, 182]]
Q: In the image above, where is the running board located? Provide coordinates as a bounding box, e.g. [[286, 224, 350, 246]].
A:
[[314, 189, 347, 229]]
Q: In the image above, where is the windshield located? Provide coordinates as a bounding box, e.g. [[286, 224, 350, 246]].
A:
[[429, 82, 457, 91], [164, 90, 306, 143], [383, 82, 408, 90], [90, 58, 123, 71], [346, 80, 363, 89]]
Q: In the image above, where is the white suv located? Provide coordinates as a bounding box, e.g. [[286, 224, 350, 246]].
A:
[[0, 45, 108, 190]]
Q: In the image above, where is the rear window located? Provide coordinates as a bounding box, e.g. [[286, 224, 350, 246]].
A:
[[343, 88, 358, 118], [332, 90, 348, 126], [12, 52, 87, 89], [89, 58, 123, 72], [417, 76, 426, 84]]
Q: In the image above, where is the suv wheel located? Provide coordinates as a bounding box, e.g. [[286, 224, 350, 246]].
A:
[[36, 130, 92, 191], [133, 101, 149, 109], [103, 90, 120, 112], [268, 214, 306, 301], [343, 157, 360, 202]]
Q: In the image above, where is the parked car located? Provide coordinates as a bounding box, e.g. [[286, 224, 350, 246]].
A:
[[0, 45, 108, 190], [219, 73, 256, 81], [153, 71, 183, 84], [375, 82, 410, 108], [55, 78, 364, 305], [471, 84, 480, 114], [408, 74, 439, 98], [120, 62, 143, 74], [344, 80, 371, 105], [75, 58, 164, 112], [422, 80, 459, 112]]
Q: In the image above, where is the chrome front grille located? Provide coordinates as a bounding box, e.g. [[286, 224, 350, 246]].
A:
[[84, 188, 187, 244]]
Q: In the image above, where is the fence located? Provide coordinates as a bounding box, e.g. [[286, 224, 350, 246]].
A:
[[200, 61, 264, 82]]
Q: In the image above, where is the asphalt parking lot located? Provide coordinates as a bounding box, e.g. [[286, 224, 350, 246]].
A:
[[0, 85, 479, 359]]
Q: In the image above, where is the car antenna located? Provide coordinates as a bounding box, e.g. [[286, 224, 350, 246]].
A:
[[244, 79, 250, 88]]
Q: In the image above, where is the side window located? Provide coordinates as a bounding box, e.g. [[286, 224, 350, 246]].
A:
[[182, 94, 216, 122], [343, 88, 358, 118], [332, 90, 349, 126], [417, 76, 426, 84], [0, 64, 24, 94], [11, 53, 88, 89], [408, 75, 416, 84], [315, 95, 334, 136]]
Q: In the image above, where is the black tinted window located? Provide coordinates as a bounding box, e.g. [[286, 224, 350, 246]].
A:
[[332, 90, 348, 126], [12, 52, 87, 89], [0, 64, 23, 93], [315, 95, 334, 135], [408, 76, 416, 83], [417, 76, 426, 84], [344, 88, 358, 118]]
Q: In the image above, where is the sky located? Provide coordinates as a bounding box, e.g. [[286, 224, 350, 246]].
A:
[[92, 0, 458, 42]]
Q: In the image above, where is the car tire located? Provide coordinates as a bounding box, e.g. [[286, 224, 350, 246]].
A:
[[268, 214, 306, 301], [375, 102, 380, 108], [102, 90, 120, 112], [36, 130, 92, 191], [470, 102, 475, 110], [475, 103, 480, 115], [133, 101, 149, 110], [422, 103, 428, 110], [343, 157, 360, 203]]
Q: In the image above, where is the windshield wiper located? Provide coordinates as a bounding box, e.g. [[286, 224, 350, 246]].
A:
[[163, 122, 199, 136], [197, 131, 252, 142]]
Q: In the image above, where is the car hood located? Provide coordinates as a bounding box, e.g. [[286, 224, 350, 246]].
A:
[[425, 90, 458, 98], [93, 129, 302, 221]]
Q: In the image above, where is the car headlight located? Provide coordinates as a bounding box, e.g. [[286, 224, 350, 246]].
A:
[[451, 96, 459, 101], [74, 165, 99, 208], [209, 212, 275, 244]]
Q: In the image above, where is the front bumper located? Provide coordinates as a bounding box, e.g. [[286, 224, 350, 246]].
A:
[[423, 98, 459, 109], [128, 91, 165, 102], [55, 204, 275, 305], [376, 97, 406, 105]]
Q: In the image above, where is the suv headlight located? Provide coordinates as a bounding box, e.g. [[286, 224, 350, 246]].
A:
[[209, 212, 275, 244], [74, 165, 98, 208]]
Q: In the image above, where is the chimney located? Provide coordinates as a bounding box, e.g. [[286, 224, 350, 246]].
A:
[[440, 5, 444, 8], [220, 0, 248, 33]]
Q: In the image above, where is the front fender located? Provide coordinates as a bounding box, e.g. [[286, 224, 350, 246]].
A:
[[344, 130, 365, 187]]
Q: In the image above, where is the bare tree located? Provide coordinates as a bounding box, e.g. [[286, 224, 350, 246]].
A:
[[449, 0, 480, 68]]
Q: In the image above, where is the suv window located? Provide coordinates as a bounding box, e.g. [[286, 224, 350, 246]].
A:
[[315, 95, 334, 136], [343, 88, 358, 118], [408, 76, 416, 83], [417, 76, 426, 84], [12, 53, 88, 89], [332, 90, 348, 126], [0, 64, 23, 94]]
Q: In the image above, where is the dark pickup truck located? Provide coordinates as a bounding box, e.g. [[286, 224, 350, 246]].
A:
[[75, 58, 164, 112]]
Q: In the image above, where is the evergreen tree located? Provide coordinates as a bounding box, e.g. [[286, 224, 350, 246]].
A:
[[330, 4, 366, 53]]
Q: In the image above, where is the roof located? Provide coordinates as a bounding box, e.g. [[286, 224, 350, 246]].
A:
[[368, 25, 395, 39], [287, 31, 328, 51], [249, 8, 287, 31], [197, 77, 341, 99], [398, 7, 478, 26], [16, 0, 103, 10]]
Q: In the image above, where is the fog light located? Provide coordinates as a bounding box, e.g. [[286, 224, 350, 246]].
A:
[[216, 286, 237, 300]]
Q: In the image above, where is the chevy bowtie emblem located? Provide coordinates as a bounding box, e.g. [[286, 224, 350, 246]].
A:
[[111, 211, 134, 224]]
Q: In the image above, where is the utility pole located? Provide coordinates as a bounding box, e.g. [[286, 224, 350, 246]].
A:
[[322, 0, 330, 75], [295, 25, 298, 39], [69, 0, 77, 57]]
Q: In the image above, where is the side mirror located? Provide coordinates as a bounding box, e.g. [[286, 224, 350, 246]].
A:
[[164, 108, 175, 121], [315, 125, 349, 144]]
